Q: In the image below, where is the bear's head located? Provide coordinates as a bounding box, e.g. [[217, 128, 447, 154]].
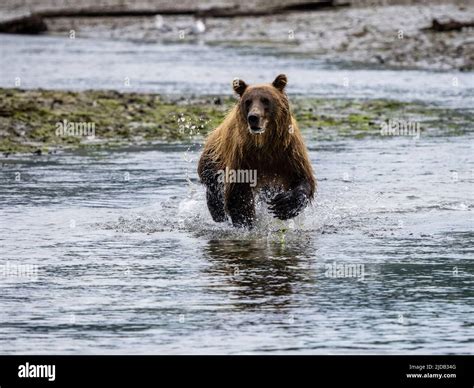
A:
[[232, 74, 291, 136]]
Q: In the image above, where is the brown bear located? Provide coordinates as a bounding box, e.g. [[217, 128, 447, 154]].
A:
[[198, 74, 316, 228]]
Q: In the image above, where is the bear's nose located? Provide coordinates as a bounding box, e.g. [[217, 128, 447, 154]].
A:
[[248, 114, 259, 127]]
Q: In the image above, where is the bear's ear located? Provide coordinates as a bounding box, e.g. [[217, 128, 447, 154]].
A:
[[232, 78, 248, 96], [272, 74, 287, 91]]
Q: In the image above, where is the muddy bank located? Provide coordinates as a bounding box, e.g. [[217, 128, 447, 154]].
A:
[[44, 5, 474, 72], [1, 3, 470, 71], [0, 88, 470, 155]]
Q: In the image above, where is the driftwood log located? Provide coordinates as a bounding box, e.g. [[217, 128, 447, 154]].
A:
[[0, 1, 350, 34], [424, 18, 474, 32], [0, 14, 47, 34]]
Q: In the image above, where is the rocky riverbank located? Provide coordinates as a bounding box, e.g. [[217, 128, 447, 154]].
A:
[[0, 88, 471, 155], [1, 1, 473, 70]]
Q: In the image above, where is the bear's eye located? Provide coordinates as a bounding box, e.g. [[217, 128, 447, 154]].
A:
[[261, 97, 270, 106], [244, 100, 252, 109]]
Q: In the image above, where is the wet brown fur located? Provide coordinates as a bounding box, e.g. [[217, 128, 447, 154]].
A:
[[198, 77, 316, 211]]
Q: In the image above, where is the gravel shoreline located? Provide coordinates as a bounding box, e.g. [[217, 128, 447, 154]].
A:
[[2, 2, 471, 71]]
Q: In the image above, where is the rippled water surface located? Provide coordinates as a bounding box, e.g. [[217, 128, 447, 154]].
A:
[[0, 34, 473, 354], [1, 136, 472, 354], [1, 34, 473, 107]]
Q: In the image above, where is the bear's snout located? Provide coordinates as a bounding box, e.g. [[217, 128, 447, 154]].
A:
[[247, 114, 260, 128], [247, 111, 266, 134]]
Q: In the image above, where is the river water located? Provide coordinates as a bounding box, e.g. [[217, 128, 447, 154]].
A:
[[1, 34, 473, 107], [0, 34, 473, 354]]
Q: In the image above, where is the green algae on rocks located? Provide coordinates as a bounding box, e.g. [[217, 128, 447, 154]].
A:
[[0, 88, 471, 154]]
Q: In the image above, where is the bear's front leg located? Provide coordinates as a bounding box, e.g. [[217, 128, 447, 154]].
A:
[[198, 156, 226, 222], [226, 183, 255, 228], [268, 180, 312, 220], [206, 182, 226, 222]]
